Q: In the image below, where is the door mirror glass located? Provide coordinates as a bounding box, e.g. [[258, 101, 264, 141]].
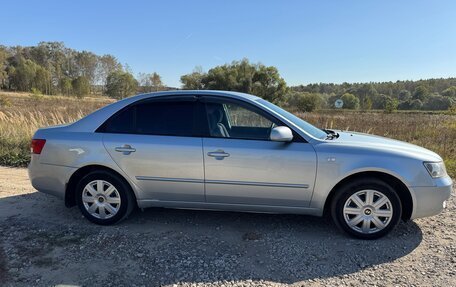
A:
[[270, 126, 293, 142]]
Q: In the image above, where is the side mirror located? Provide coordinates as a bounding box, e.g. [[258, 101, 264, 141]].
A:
[[270, 126, 293, 142]]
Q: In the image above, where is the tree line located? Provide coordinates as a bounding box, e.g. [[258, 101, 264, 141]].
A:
[[1, 42, 455, 111], [179, 62, 456, 111], [0, 42, 164, 99], [291, 78, 456, 111]]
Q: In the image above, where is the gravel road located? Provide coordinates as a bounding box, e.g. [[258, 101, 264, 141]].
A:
[[0, 166, 454, 287]]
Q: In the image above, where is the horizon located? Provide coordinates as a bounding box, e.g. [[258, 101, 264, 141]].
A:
[[1, 0, 455, 87]]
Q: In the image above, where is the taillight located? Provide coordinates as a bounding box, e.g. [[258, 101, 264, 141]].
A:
[[31, 139, 46, 154]]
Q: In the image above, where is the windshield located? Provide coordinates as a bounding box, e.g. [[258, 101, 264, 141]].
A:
[[256, 99, 327, 139]]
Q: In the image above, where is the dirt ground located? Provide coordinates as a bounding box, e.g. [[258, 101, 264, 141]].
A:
[[0, 166, 454, 287]]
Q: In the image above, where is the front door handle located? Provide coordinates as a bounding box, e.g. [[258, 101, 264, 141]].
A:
[[207, 150, 230, 159], [115, 145, 136, 155]]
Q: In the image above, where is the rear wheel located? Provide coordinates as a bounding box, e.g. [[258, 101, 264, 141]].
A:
[[331, 178, 402, 239], [76, 170, 135, 225]]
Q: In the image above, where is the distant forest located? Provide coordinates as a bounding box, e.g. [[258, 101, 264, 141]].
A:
[[1, 42, 455, 111], [291, 78, 456, 111]]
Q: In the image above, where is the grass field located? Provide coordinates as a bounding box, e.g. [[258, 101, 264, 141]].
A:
[[0, 91, 455, 177], [0, 92, 113, 166]]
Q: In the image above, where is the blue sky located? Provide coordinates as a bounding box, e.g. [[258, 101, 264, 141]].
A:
[[1, 0, 455, 87]]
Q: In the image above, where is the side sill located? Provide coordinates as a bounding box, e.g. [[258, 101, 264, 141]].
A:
[[137, 199, 323, 216]]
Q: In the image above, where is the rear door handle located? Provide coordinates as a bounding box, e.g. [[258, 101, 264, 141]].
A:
[[115, 145, 136, 155], [207, 150, 230, 159]]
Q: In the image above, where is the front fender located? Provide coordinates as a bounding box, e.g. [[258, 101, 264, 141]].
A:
[[310, 144, 430, 212]]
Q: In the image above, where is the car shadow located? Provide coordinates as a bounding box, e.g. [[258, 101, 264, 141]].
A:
[[0, 192, 423, 286]]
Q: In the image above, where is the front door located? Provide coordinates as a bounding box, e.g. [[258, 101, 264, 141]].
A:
[[100, 97, 205, 202], [201, 97, 317, 207]]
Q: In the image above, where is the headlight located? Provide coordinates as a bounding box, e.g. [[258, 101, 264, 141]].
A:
[[423, 162, 447, 178]]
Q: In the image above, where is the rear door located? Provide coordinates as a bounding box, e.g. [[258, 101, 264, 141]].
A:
[[100, 96, 205, 202], [201, 97, 317, 207]]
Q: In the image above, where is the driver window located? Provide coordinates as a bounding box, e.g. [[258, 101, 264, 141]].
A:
[[224, 103, 273, 128], [205, 101, 277, 140]]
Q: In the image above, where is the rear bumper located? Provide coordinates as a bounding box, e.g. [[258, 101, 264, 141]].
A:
[[28, 155, 77, 199], [410, 176, 453, 219]]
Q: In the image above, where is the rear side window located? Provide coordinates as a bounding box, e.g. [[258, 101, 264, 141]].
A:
[[102, 107, 135, 133], [136, 102, 194, 136], [100, 100, 196, 137]]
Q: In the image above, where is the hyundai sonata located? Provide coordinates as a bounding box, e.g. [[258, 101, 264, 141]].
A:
[[28, 90, 452, 239]]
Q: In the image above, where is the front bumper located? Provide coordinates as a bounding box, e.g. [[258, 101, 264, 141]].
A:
[[410, 176, 453, 219]]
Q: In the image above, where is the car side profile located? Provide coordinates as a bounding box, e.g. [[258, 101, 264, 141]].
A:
[[28, 90, 452, 239]]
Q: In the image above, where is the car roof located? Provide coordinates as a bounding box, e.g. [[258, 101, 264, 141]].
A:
[[126, 90, 260, 102]]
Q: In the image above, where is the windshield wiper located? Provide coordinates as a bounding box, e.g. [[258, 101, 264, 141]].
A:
[[323, 129, 339, 140]]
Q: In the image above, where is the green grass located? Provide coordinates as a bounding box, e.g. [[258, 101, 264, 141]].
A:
[[0, 138, 30, 167]]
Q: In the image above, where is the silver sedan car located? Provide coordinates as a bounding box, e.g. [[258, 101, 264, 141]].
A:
[[28, 90, 452, 239]]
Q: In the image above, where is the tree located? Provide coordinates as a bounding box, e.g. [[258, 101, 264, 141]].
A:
[[75, 51, 98, 86], [105, 71, 138, 99], [340, 93, 360, 109], [398, 99, 423, 110], [150, 72, 164, 91], [384, 98, 398, 113], [138, 72, 165, 92], [413, 85, 430, 101], [9, 57, 37, 91], [59, 77, 72, 96], [181, 66, 205, 90], [371, 94, 390, 109], [442, 86, 456, 99], [137, 72, 153, 92], [398, 89, 411, 101], [34, 65, 51, 94], [357, 84, 377, 109], [251, 64, 287, 104], [31, 42, 67, 94], [362, 96, 373, 110], [424, 95, 452, 110], [0, 46, 9, 89], [189, 59, 287, 104], [288, 92, 323, 112], [97, 54, 122, 91], [72, 76, 90, 97]]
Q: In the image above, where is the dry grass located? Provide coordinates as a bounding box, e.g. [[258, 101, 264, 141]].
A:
[[0, 92, 112, 166], [0, 92, 455, 177]]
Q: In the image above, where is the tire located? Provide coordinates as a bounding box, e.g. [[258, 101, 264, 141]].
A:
[[76, 170, 135, 225], [331, 177, 402, 239]]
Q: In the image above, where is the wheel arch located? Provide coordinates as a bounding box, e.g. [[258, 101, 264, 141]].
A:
[[323, 171, 414, 220], [65, 164, 138, 208]]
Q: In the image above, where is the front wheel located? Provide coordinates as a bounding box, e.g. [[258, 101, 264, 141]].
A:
[[331, 178, 402, 239], [76, 170, 135, 225]]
